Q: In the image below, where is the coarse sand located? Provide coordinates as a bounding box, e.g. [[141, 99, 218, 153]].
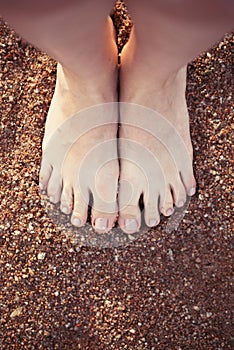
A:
[[0, 2, 233, 349]]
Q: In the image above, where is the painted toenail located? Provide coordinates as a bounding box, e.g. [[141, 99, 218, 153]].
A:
[[125, 218, 138, 232], [178, 201, 184, 208], [166, 208, 174, 216], [62, 207, 69, 214], [189, 187, 196, 196], [95, 218, 108, 231], [149, 219, 157, 227], [73, 218, 81, 227]]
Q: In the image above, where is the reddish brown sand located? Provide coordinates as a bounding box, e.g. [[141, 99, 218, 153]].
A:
[[0, 2, 233, 349]]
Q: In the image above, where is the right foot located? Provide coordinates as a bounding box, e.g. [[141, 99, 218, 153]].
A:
[[39, 21, 119, 233], [118, 32, 196, 234]]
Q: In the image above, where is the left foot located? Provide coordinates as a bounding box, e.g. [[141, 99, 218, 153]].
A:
[[39, 17, 119, 233], [118, 39, 196, 234]]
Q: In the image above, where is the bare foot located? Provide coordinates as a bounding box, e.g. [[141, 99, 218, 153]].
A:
[[118, 39, 196, 234], [39, 21, 119, 233]]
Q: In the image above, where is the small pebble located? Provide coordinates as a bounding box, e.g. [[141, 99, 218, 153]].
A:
[[37, 252, 46, 260]]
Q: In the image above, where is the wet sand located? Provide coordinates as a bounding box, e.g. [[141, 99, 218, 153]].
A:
[[0, 2, 233, 349]]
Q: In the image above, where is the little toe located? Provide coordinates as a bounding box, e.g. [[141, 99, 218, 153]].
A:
[[39, 160, 52, 191], [180, 168, 196, 197]]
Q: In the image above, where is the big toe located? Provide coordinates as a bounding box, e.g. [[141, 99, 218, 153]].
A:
[[91, 190, 118, 234], [91, 161, 119, 233], [118, 187, 142, 234], [92, 208, 117, 234]]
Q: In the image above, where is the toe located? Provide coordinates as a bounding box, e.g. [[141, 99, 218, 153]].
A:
[[118, 187, 142, 234], [60, 185, 73, 215], [180, 169, 196, 197], [92, 198, 118, 234], [91, 162, 119, 233], [47, 171, 62, 204], [143, 191, 160, 228], [39, 159, 52, 191], [118, 209, 141, 234], [71, 188, 89, 227], [160, 187, 174, 217], [92, 211, 117, 234], [171, 175, 187, 208]]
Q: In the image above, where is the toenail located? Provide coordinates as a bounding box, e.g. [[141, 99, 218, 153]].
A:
[[62, 207, 69, 214], [73, 218, 81, 227], [125, 218, 138, 232], [166, 208, 174, 216], [178, 201, 184, 208], [189, 187, 196, 196], [95, 218, 108, 231], [50, 196, 55, 203], [149, 219, 157, 227]]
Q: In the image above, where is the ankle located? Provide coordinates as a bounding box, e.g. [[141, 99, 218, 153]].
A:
[[56, 63, 118, 106]]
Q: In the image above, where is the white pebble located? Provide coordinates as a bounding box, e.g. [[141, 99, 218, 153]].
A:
[[193, 306, 200, 311], [129, 328, 136, 334], [37, 252, 46, 260]]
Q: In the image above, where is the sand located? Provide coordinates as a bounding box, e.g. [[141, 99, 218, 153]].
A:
[[0, 2, 233, 349]]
